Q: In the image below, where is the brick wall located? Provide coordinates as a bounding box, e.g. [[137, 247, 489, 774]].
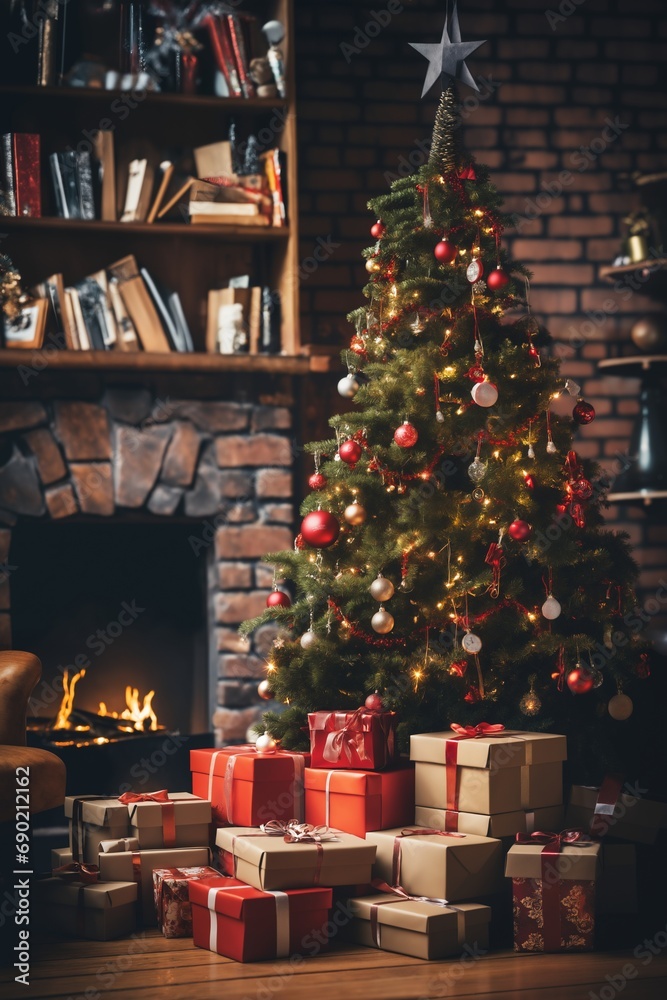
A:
[[294, 0, 667, 601]]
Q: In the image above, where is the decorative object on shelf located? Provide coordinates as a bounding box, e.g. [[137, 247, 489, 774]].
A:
[[623, 209, 652, 264], [631, 315, 667, 353], [262, 20, 287, 98]]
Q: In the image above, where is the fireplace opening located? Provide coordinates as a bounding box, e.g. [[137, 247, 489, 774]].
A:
[[10, 521, 210, 737]]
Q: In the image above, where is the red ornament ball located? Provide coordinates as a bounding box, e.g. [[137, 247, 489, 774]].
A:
[[569, 477, 593, 501], [567, 665, 595, 695], [294, 532, 305, 550], [267, 589, 291, 609], [464, 686, 482, 704], [434, 240, 458, 264], [393, 421, 419, 448], [339, 439, 363, 466], [308, 472, 327, 490], [486, 267, 510, 291], [364, 692, 384, 712], [300, 510, 340, 548], [370, 220, 385, 239], [508, 519, 533, 542], [573, 400, 596, 425]]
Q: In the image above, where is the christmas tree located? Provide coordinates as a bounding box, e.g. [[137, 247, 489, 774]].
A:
[[242, 7, 651, 781]]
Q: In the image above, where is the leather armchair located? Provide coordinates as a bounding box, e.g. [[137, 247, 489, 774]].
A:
[[0, 651, 66, 822]]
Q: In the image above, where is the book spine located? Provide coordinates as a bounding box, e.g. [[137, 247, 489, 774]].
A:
[[49, 153, 67, 218], [61, 152, 82, 219], [13, 134, 41, 218], [226, 14, 255, 98], [76, 151, 95, 220], [1, 134, 16, 216], [212, 14, 243, 98], [37, 3, 59, 86]]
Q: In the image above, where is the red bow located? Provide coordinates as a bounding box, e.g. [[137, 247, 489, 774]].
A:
[[118, 789, 169, 804], [484, 542, 505, 598], [449, 722, 505, 739], [515, 828, 595, 850], [459, 165, 477, 180], [54, 862, 100, 884]]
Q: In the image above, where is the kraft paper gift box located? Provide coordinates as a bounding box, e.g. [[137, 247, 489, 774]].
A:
[[304, 765, 415, 838], [414, 804, 564, 839], [505, 836, 601, 952], [98, 840, 211, 926], [309, 709, 397, 771], [34, 878, 137, 940], [346, 887, 491, 960], [65, 795, 130, 864], [366, 827, 504, 902], [216, 825, 376, 891], [190, 745, 310, 827], [566, 782, 667, 845], [190, 875, 333, 962], [152, 865, 219, 938], [123, 791, 212, 849], [411, 729, 566, 815], [520, 761, 563, 809]]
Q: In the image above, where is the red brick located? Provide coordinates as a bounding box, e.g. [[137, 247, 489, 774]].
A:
[[23, 428, 66, 485], [604, 41, 667, 60], [586, 238, 622, 262], [577, 64, 619, 84], [510, 151, 559, 170], [621, 65, 659, 86], [571, 88, 614, 107], [506, 129, 548, 149], [580, 419, 635, 439], [499, 85, 567, 105], [215, 435, 292, 468], [531, 290, 578, 314], [556, 41, 598, 59], [45, 483, 77, 519], [256, 469, 292, 498], [216, 628, 251, 653], [263, 504, 294, 524], [218, 654, 266, 680], [548, 216, 613, 236], [215, 526, 293, 560], [518, 62, 571, 82], [617, 400, 640, 415], [512, 239, 582, 261], [492, 173, 538, 193], [498, 39, 549, 59], [530, 264, 594, 285], [218, 562, 253, 590], [462, 128, 498, 148], [505, 109, 549, 126], [581, 343, 608, 358], [214, 591, 270, 624]]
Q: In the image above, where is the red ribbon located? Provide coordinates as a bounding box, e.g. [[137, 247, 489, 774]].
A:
[[445, 723, 506, 812], [514, 829, 596, 952], [54, 862, 100, 885], [118, 790, 176, 849], [392, 828, 466, 887], [484, 542, 505, 598], [590, 774, 624, 838], [321, 708, 368, 764], [368, 878, 464, 947]]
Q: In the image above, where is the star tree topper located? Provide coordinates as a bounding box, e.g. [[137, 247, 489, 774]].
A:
[[409, 2, 486, 96]]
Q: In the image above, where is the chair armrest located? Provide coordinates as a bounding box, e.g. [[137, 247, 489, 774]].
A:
[[0, 651, 42, 746]]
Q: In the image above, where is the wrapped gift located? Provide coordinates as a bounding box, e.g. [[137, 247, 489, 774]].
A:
[[367, 827, 503, 902], [411, 725, 566, 815], [566, 778, 667, 845], [153, 865, 219, 938], [305, 765, 414, 838], [190, 874, 333, 961], [521, 762, 563, 809], [346, 881, 491, 960], [414, 804, 564, 838], [216, 822, 376, 891], [120, 790, 212, 849], [35, 875, 137, 940], [190, 746, 309, 827], [309, 708, 397, 770], [98, 842, 210, 926], [65, 795, 130, 864], [505, 830, 601, 952], [598, 844, 638, 914]]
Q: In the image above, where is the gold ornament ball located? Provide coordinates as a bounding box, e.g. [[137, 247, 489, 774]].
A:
[[371, 608, 395, 634], [257, 679, 275, 701], [630, 316, 667, 353], [608, 693, 633, 721], [370, 574, 395, 602], [519, 691, 542, 716], [255, 732, 278, 754], [365, 258, 381, 273], [344, 502, 367, 525]]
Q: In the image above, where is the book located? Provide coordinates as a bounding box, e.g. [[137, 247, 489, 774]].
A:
[[226, 14, 255, 99], [1, 134, 16, 215], [167, 292, 194, 352], [50, 151, 81, 219], [13, 134, 41, 218], [206, 285, 261, 353], [76, 151, 95, 220], [62, 290, 81, 350], [203, 14, 243, 98], [140, 267, 181, 350], [261, 286, 281, 353], [65, 288, 91, 350], [156, 177, 194, 219], [108, 279, 140, 351], [108, 255, 171, 353], [35, 273, 76, 349], [93, 131, 116, 222], [37, 0, 59, 86], [193, 141, 234, 181], [74, 276, 112, 350], [146, 160, 174, 223], [187, 201, 259, 217], [120, 158, 148, 222], [190, 213, 269, 227], [262, 149, 285, 227]]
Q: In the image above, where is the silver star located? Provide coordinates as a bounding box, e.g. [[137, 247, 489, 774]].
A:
[[409, 2, 486, 97]]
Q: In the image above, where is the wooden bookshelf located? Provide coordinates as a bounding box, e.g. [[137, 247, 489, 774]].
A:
[[0, 348, 310, 375], [1, 0, 301, 360]]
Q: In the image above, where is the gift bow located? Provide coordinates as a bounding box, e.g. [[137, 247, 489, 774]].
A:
[[371, 878, 455, 909], [369, 879, 466, 949], [449, 722, 506, 739], [117, 789, 170, 804], [322, 708, 369, 764], [260, 820, 340, 843], [54, 862, 100, 885], [514, 828, 595, 850]]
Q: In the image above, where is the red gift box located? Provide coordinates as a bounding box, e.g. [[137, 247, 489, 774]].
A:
[[190, 875, 333, 962], [153, 865, 218, 938], [304, 765, 414, 838], [190, 746, 309, 827], [308, 709, 397, 771], [505, 831, 600, 952]]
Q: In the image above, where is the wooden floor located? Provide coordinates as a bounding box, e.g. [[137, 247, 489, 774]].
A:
[[2, 930, 667, 1000]]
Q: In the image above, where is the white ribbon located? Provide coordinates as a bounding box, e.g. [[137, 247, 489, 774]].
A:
[[208, 749, 225, 805], [325, 771, 335, 828], [208, 884, 242, 953], [266, 890, 290, 958]]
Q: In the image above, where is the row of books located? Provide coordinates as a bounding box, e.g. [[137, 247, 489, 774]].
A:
[[1, 133, 286, 227]]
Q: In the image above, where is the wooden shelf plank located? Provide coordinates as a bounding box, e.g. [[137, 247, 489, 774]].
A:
[[0, 349, 309, 375], [598, 259, 667, 281], [0, 84, 286, 113], [1, 216, 290, 242]]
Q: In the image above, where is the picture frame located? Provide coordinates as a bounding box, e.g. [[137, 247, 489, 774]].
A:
[[2, 298, 49, 349]]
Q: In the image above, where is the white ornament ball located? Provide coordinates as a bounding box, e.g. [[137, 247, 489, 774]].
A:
[[462, 632, 482, 654], [337, 374, 359, 398], [608, 693, 633, 721], [370, 574, 395, 602], [344, 502, 367, 525], [471, 380, 498, 408], [541, 596, 562, 620], [371, 607, 395, 634], [300, 629, 317, 650], [255, 732, 278, 754]]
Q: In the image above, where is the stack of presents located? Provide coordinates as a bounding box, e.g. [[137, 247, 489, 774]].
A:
[[37, 707, 667, 960]]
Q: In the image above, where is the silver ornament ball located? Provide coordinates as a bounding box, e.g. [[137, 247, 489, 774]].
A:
[[541, 595, 562, 620], [255, 732, 278, 754], [370, 574, 395, 602], [337, 374, 359, 398], [468, 459, 488, 483], [300, 629, 317, 650]]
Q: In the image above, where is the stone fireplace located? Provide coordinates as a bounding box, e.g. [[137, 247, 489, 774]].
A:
[[0, 386, 295, 744]]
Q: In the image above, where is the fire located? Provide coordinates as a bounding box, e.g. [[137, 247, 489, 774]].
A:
[[99, 687, 159, 732], [54, 669, 87, 730]]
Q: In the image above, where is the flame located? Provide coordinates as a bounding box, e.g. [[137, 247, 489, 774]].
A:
[[54, 669, 86, 730], [98, 687, 158, 731]]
